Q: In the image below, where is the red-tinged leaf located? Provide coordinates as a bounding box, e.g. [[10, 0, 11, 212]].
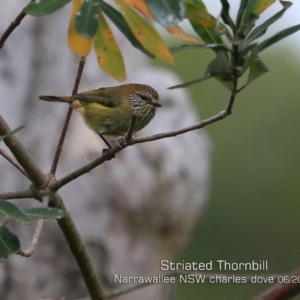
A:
[[185, 2, 225, 45], [124, 0, 152, 19], [115, 0, 174, 64], [94, 11, 126, 81], [166, 26, 203, 44], [68, 0, 92, 57], [100, 1, 154, 58]]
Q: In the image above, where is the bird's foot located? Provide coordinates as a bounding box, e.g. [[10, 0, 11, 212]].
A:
[[116, 136, 127, 148], [102, 148, 115, 160]]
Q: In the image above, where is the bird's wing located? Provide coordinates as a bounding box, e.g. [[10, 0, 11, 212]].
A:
[[73, 88, 121, 108]]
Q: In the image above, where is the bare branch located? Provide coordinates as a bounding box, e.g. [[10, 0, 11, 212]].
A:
[[15, 196, 49, 257], [50, 146, 123, 191], [0, 1, 33, 50], [50, 57, 86, 175], [129, 110, 227, 145], [253, 267, 300, 300], [49, 194, 107, 300], [0, 189, 33, 200], [0, 147, 30, 179]]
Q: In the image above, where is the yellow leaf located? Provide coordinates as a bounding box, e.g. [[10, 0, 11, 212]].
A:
[[94, 11, 126, 81], [115, 0, 174, 64], [185, 2, 222, 29], [124, 0, 152, 19], [251, 0, 276, 16], [68, 0, 92, 57], [166, 26, 203, 44]]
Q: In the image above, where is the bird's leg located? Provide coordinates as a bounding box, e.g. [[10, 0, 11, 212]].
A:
[[98, 134, 115, 158], [117, 115, 137, 148]]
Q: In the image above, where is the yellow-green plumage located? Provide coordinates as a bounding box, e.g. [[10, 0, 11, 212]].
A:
[[39, 84, 161, 137]]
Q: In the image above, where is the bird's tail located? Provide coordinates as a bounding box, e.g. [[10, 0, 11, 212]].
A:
[[39, 95, 73, 103]]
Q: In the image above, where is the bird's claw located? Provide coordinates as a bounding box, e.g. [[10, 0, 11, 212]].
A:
[[102, 148, 115, 160], [116, 136, 128, 148]]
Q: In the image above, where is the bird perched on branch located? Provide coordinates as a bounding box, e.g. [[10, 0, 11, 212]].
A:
[[39, 84, 161, 138]]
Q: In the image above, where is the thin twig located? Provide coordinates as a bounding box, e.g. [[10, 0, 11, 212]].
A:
[[50, 57, 86, 175], [0, 1, 33, 50], [130, 111, 227, 145], [50, 145, 123, 191], [0, 147, 30, 179], [50, 110, 227, 191], [253, 267, 300, 300], [0, 189, 33, 200], [15, 196, 49, 257], [107, 271, 287, 299]]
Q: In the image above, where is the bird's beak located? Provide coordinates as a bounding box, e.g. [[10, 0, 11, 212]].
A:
[[153, 101, 162, 107]]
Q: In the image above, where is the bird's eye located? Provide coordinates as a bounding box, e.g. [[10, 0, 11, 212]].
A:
[[140, 95, 147, 101]]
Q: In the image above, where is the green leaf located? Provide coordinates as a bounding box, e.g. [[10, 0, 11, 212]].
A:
[[145, 0, 185, 28], [75, 0, 100, 39], [100, 1, 154, 58], [240, 42, 258, 58], [207, 51, 234, 90], [0, 201, 34, 224], [235, 13, 259, 39], [185, 2, 225, 44], [247, 51, 269, 84], [256, 24, 300, 53], [0, 226, 20, 261], [245, 0, 292, 44], [236, 0, 276, 38], [169, 51, 233, 90], [25, 0, 72, 16], [206, 51, 232, 79], [250, 0, 276, 16], [23, 207, 66, 220], [168, 74, 213, 89], [170, 43, 229, 53], [185, 0, 206, 9], [220, 0, 235, 31], [236, 0, 251, 29], [0, 125, 25, 142]]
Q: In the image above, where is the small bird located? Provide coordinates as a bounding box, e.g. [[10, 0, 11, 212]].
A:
[[39, 84, 161, 139]]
